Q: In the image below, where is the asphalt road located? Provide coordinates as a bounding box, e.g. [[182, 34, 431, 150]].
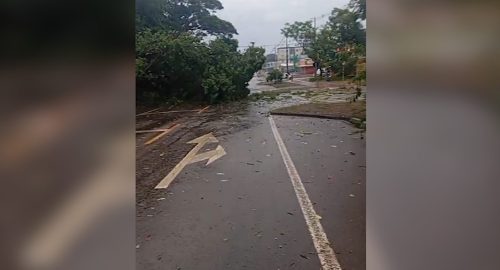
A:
[[136, 107, 365, 270]]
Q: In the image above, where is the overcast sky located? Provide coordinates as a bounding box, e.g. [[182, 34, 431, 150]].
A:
[[217, 0, 350, 53]]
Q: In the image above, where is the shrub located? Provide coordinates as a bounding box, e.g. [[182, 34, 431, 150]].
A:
[[266, 69, 283, 83], [136, 31, 265, 104], [136, 30, 208, 102]]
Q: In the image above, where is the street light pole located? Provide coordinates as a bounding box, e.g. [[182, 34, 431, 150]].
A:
[[285, 36, 289, 74], [342, 61, 345, 81], [313, 17, 319, 78]]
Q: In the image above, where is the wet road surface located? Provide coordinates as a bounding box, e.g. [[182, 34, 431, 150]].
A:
[[247, 76, 275, 93], [136, 98, 365, 269]]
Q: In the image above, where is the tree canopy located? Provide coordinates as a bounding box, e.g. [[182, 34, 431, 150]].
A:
[[328, 8, 365, 47], [136, 0, 265, 104], [136, 0, 237, 37], [349, 0, 366, 21], [281, 4, 366, 79], [281, 21, 315, 49]]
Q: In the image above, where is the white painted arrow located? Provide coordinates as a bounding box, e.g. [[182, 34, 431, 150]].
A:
[[155, 133, 226, 189], [190, 145, 227, 166]]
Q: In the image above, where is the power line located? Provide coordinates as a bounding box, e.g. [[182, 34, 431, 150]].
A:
[[237, 36, 286, 56], [238, 44, 278, 48], [238, 12, 331, 52], [308, 12, 330, 22], [237, 38, 285, 49], [270, 36, 285, 54]]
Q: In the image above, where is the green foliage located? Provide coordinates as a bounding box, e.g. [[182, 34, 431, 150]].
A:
[[299, 7, 365, 78], [348, 0, 366, 21], [136, 30, 208, 101], [307, 26, 337, 66], [356, 70, 366, 81], [328, 8, 365, 47], [281, 21, 316, 49], [202, 38, 238, 102], [266, 69, 284, 83], [136, 0, 265, 104], [136, 0, 237, 37], [136, 31, 265, 103], [202, 39, 265, 103]]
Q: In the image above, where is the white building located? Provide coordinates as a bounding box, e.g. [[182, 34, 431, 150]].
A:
[[277, 46, 305, 64], [263, 61, 278, 71], [276, 46, 315, 74]]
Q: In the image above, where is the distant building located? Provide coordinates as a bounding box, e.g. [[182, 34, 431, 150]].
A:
[[276, 46, 314, 75], [266, 53, 277, 62], [263, 61, 278, 72], [263, 53, 278, 72], [277, 46, 304, 64], [263, 54, 277, 72]]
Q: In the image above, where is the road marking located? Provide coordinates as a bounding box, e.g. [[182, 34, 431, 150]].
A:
[[155, 110, 199, 114], [137, 122, 179, 134], [144, 124, 180, 145], [139, 106, 210, 115], [189, 145, 226, 165], [269, 116, 341, 270], [138, 109, 198, 115], [136, 129, 169, 134], [136, 107, 160, 116], [155, 133, 226, 189], [197, 105, 211, 114]]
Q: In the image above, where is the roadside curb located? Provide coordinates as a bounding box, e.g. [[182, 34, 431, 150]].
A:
[[270, 112, 366, 129], [270, 111, 351, 121]]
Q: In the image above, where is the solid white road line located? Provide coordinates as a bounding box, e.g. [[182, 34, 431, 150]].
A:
[[269, 116, 341, 270]]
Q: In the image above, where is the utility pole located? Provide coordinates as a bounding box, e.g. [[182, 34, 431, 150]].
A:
[[285, 36, 289, 74], [313, 17, 319, 78], [342, 61, 345, 81]]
